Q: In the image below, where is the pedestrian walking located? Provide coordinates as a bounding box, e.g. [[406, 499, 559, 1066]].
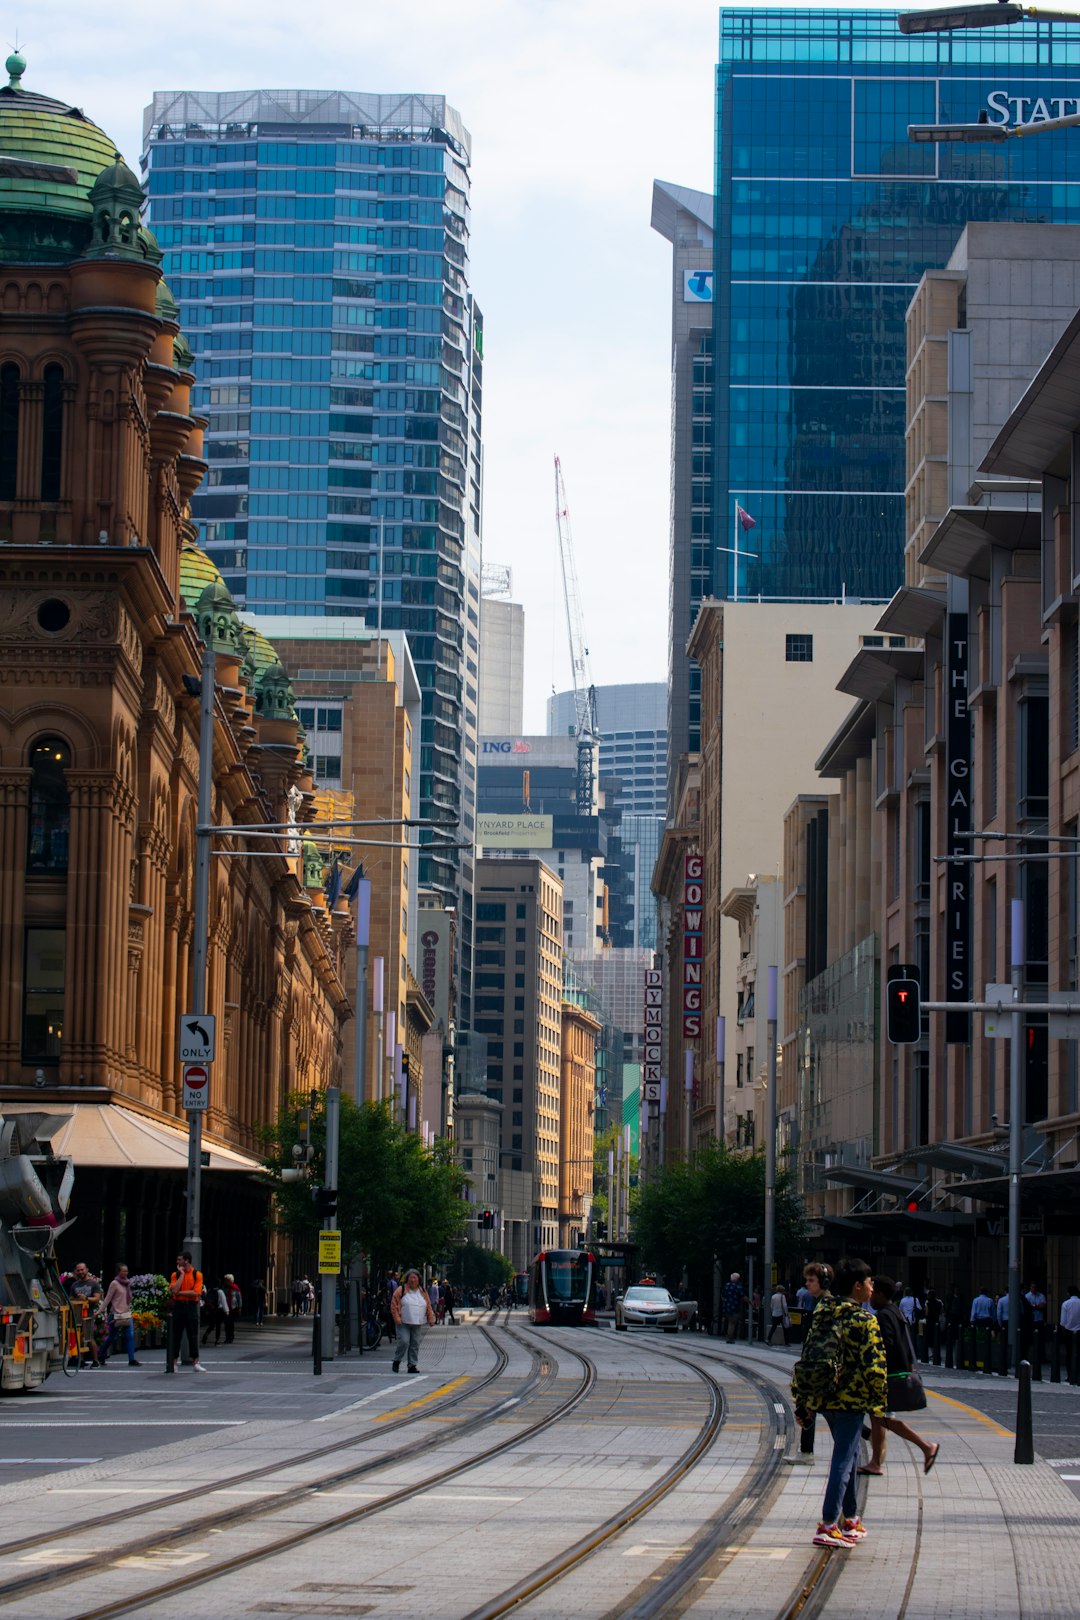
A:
[[1024, 1280, 1048, 1361], [924, 1287, 943, 1364], [767, 1285, 790, 1345], [970, 1285, 995, 1326], [721, 1272, 746, 1342], [897, 1285, 923, 1329], [252, 1277, 267, 1327], [65, 1261, 104, 1367], [857, 1277, 939, 1478], [224, 1275, 242, 1343], [168, 1251, 206, 1373], [791, 1256, 886, 1551], [390, 1269, 435, 1372], [945, 1286, 963, 1364], [428, 1277, 440, 1318], [202, 1281, 228, 1346], [291, 1276, 306, 1316], [797, 1263, 833, 1456], [101, 1264, 141, 1366], [441, 1280, 456, 1325]]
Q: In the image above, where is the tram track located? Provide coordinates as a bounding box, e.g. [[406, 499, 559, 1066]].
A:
[[0, 1323, 521, 1603], [15, 1325, 598, 1620]]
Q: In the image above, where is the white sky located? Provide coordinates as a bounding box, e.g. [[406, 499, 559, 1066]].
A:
[[29, 0, 902, 730]]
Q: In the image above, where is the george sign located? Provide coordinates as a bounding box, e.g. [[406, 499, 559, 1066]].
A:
[[683, 269, 714, 303], [682, 854, 703, 1039], [182, 1062, 210, 1112], [318, 1230, 342, 1275], [178, 1012, 216, 1065], [945, 613, 970, 1044], [906, 1240, 959, 1259], [476, 813, 553, 850]]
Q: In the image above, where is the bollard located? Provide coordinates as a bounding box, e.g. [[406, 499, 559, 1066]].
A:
[[945, 1329, 955, 1370], [1014, 1360, 1034, 1464], [164, 1316, 174, 1374], [356, 1279, 364, 1359], [1032, 1325, 1043, 1382], [800, 1412, 816, 1456], [1051, 1327, 1062, 1384], [313, 1307, 322, 1377]]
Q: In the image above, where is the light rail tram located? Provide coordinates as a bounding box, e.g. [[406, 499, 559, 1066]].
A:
[[527, 1248, 596, 1325]]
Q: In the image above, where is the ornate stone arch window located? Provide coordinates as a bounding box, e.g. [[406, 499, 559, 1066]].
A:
[[40, 363, 64, 501], [0, 362, 18, 501], [27, 735, 71, 874]]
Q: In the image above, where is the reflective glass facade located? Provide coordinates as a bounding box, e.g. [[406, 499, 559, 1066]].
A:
[[713, 8, 1080, 605], [142, 91, 483, 1023]]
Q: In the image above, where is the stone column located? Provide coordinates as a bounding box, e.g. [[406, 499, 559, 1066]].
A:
[[0, 771, 31, 1069]]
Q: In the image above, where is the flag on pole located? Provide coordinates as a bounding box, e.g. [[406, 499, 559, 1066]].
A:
[[735, 502, 757, 532], [325, 860, 343, 910], [342, 861, 364, 902]]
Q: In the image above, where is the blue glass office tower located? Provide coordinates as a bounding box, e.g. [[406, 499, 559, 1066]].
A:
[[714, 7, 1080, 603], [142, 90, 483, 1019], [657, 8, 1080, 768]]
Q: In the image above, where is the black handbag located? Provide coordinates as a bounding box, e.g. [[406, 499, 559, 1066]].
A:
[[887, 1317, 927, 1412], [887, 1370, 927, 1412]]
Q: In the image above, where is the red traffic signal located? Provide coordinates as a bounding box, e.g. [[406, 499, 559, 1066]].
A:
[[906, 1198, 921, 1214], [886, 976, 921, 1045]]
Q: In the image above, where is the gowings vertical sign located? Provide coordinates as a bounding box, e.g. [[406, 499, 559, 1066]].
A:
[[683, 853, 704, 1039], [946, 614, 971, 1044]]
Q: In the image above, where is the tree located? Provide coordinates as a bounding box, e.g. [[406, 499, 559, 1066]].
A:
[[632, 1145, 806, 1310], [260, 1093, 467, 1274], [443, 1242, 514, 1292]]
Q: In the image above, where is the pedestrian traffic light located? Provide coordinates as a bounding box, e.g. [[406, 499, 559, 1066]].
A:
[[479, 1209, 494, 1229], [905, 1197, 922, 1214], [886, 976, 921, 1044], [313, 1186, 338, 1219], [402, 1052, 411, 1079]]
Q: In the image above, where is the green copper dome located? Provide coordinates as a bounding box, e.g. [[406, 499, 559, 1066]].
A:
[[0, 57, 121, 261]]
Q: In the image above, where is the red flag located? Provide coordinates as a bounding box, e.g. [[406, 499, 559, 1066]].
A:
[[735, 502, 756, 532]]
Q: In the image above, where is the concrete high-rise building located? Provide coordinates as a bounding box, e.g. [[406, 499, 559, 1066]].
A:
[[142, 88, 483, 1027], [658, 7, 1080, 782], [473, 858, 563, 1267], [479, 573, 524, 737]]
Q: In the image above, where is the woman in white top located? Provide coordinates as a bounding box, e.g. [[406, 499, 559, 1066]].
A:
[[390, 1270, 435, 1373]]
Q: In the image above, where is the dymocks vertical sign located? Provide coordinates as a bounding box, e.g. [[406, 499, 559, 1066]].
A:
[[643, 967, 662, 1103], [683, 853, 704, 1039], [946, 614, 971, 1044]]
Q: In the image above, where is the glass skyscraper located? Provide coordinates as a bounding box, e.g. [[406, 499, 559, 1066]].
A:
[[713, 7, 1080, 606], [142, 90, 483, 1020]]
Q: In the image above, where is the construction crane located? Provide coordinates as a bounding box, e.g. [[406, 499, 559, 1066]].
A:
[[554, 454, 599, 812]]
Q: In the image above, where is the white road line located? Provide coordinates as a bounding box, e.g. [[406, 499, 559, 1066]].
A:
[[0, 1458, 102, 1465], [0, 1419, 247, 1428], [314, 1378, 429, 1419]]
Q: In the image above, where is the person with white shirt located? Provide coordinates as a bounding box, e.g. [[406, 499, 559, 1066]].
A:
[[898, 1287, 923, 1327], [1060, 1287, 1080, 1381], [390, 1269, 435, 1373]]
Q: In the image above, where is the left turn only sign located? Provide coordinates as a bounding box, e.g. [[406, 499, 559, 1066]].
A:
[[182, 1063, 210, 1112]]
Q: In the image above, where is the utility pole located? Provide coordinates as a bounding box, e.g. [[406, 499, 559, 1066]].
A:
[[373, 959, 385, 1103], [764, 966, 778, 1296], [184, 638, 216, 1275], [684, 1049, 694, 1159], [321, 1086, 340, 1362], [352, 876, 371, 1106], [1008, 899, 1024, 1376], [716, 1015, 726, 1147]]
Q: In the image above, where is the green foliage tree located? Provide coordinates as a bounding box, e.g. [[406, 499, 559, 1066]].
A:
[[443, 1242, 514, 1292], [260, 1093, 467, 1273], [632, 1145, 806, 1309]]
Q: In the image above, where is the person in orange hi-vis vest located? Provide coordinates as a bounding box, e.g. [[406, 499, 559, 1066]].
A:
[[167, 1251, 207, 1374]]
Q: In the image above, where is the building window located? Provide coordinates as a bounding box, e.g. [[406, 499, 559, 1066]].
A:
[[462, 1118, 473, 1140], [0, 363, 18, 501], [1018, 692, 1049, 821], [27, 737, 71, 874], [461, 1148, 473, 1170], [785, 633, 813, 663], [23, 927, 65, 1062], [40, 364, 65, 502]]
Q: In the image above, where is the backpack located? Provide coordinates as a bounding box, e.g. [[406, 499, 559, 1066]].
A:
[[791, 1299, 846, 1410]]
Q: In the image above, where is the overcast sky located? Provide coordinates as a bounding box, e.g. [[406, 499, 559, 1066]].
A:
[[29, 0, 900, 730]]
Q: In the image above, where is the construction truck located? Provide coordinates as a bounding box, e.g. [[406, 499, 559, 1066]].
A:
[[0, 1111, 76, 1392]]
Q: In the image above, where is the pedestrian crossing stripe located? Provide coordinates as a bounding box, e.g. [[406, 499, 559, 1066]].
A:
[[373, 1375, 470, 1422]]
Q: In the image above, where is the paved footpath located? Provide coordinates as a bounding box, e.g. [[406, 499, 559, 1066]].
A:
[[699, 1335, 1080, 1618]]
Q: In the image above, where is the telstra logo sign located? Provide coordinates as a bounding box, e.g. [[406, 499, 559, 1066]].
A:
[[985, 90, 1080, 124]]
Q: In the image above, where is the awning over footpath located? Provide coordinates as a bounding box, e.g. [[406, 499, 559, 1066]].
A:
[[2, 1102, 265, 1175]]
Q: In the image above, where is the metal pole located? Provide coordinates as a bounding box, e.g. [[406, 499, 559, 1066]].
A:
[[321, 1086, 340, 1363], [1009, 899, 1024, 1377], [385, 1011, 396, 1108], [764, 966, 778, 1295], [623, 1124, 631, 1242], [716, 1016, 726, 1147], [184, 639, 216, 1275], [353, 878, 371, 1106], [607, 1148, 614, 1244], [373, 958, 385, 1105]]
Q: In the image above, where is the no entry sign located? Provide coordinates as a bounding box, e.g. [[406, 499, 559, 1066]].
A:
[[182, 1062, 210, 1112]]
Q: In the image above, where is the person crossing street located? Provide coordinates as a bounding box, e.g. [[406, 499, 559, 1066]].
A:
[[167, 1252, 207, 1373], [390, 1269, 435, 1373]]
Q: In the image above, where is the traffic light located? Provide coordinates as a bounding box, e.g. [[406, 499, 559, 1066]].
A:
[[313, 1185, 338, 1219], [886, 976, 921, 1045], [905, 1197, 922, 1214], [402, 1052, 411, 1079], [479, 1209, 494, 1229]]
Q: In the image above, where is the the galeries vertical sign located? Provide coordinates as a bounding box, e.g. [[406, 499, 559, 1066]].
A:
[[946, 613, 971, 1044], [683, 853, 704, 1040]]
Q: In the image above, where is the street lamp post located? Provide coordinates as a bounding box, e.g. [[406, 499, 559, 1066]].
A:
[[764, 967, 778, 1298], [352, 877, 371, 1106], [1008, 899, 1024, 1375], [183, 638, 217, 1275]]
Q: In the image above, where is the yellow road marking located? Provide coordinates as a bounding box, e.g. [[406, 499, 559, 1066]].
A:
[[373, 1374, 470, 1421], [926, 1388, 1013, 1437]]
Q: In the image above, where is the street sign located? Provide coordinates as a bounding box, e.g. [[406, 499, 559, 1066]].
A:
[[178, 1013, 216, 1064], [318, 1231, 342, 1275], [182, 1063, 210, 1112], [983, 984, 1013, 1040], [1048, 991, 1080, 1041], [906, 1240, 959, 1259]]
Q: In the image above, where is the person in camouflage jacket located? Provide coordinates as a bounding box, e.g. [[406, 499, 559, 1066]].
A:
[[791, 1257, 887, 1551]]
